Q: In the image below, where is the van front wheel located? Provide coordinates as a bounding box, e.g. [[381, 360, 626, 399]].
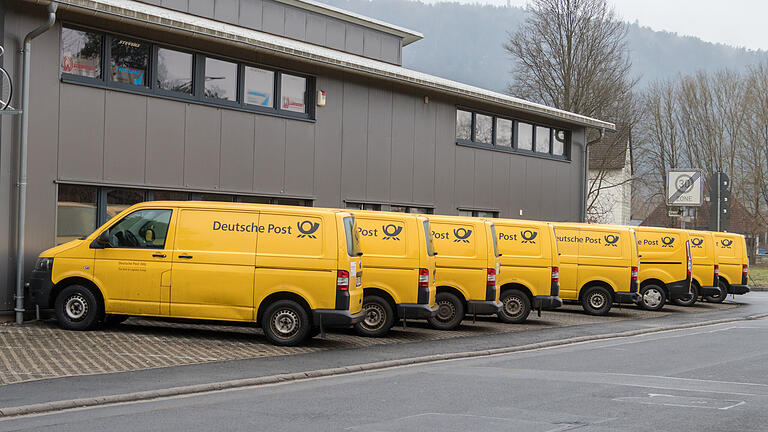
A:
[[639, 285, 666, 311], [262, 300, 310, 346], [581, 286, 613, 316], [498, 289, 531, 323], [54, 285, 102, 331], [355, 296, 395, 337], [428, 292, 465, 330]]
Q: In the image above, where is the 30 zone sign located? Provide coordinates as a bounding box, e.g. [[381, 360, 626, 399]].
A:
[[667, 170, 703, 206]]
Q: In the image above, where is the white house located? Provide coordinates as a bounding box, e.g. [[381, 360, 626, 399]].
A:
[[587, 127, 633, 225]]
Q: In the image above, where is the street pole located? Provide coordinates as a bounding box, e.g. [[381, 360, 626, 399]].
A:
[[716, 172, 721, 232]]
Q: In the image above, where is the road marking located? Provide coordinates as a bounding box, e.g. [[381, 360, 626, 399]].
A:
[[614, 393, 745, 410]]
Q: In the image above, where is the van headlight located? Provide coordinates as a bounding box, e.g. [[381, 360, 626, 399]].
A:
[[34, 257, 54, 272]]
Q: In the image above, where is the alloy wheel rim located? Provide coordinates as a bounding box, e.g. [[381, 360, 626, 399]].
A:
[[64, 294, 88, 321], [589, 292, 606, 309]]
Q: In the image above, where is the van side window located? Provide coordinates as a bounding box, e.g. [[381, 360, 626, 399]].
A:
[[108, 209, 172, 249]]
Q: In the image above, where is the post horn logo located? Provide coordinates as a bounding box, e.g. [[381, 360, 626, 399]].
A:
[[604, 234, 619, 246], [453, 228, 472, 243], [297, 221, 320, 238], [691, 237, 704, 247], [721, 238, 733, 248], [521, 230, 537, 244], [661, 236, 675, 247], [382, 224, 403, 240]]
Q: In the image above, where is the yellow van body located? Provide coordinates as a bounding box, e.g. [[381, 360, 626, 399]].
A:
[[677, 230, 722, 305], [633, 226, 693, 310], [27, 202, 365, 346], [493, 219, 562, 323], [550, 223, 641, 315], [710, 232, 750, 301], [351, 211, 438, 336], [426, 215, 502, 330]]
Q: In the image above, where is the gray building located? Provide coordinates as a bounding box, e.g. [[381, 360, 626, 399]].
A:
[[0, 0, 613, 314]]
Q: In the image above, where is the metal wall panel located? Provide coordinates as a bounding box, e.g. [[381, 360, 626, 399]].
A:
[[146, 98, 186, 187], [238, 0, 262, 29], [284, 120, 315, 196], [539, 159, 558, 220], [284, 8, 307, 41], [262, 2, 285, 36], [325, 19, 345, 51], [413, 101, 436, 205], [253, 115, 285, 193], [162, 0, 189, 12], [473, 149, 494, 209], [523, 158, 544, 220], [215, 0, 240, 24], [433, 102, 456, 214], [380, 35, 400, 65], [340, 82, 368, 200], [305, 14, 326, 46], [491, 152, 510, 215], [220, 111, 255, 192], [344, 24, 364, 56], [508, 156, 526, 219], [453, 145, 475, 209], [365, 87, 392, 202], [312, 77, 343, 208], [184, 105, 221, 189], [363, 30, 381, 60], [188, 0, 214, 17], [389, 93, 414, 204], [58, 84, 105, 182], [103, 91, 147, 184]]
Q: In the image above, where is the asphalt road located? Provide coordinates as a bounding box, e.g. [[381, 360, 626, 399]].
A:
[[2, 304, 767, 431]]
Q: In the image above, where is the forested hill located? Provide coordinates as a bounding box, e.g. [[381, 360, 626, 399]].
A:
[[322, 0, 768, 93]]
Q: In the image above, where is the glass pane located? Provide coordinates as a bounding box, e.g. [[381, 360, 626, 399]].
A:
[[458, 210, 474, 217], [245, 66, 275, 107], [390, 205, 407, 213], [345, 202, 363, 210], [157, 48, 193, 94], [363, 204, 381, 211], [535, 126, 551, 153], [110, 38, 150, 86], [152, 191, 189, 201], [516, 122, 533, 151], [204, 58, 238, 101], [456, 110, 472, 141], [475, 114, 493, 144], [56, 185, 98, 244], [553, 129, 568, 156], [61, 27, 102, 78], [106, 188, 146, 220], [108, 209, 172, 249], [200, 193, 233, 202], [239, 196, 273, 204], [280, 74, 307, 113], [276, 198, 308, 206], [423, 220, 436, 256], [477, 211, 497, 218], [407, 207, 430, 214], [495, 118, 512, 147]]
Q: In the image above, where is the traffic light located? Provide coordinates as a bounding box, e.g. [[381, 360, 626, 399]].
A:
[[709, 172, 730, 231]]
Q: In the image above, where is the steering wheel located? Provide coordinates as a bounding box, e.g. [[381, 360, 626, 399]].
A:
[[124, 230, 140, 247]]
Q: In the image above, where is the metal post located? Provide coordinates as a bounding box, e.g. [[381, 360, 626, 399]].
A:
[[716, 172, 721, 232], [15, 2, 58, 325]]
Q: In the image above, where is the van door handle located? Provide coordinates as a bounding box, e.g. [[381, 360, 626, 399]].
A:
[[178, 255, 193, 259], [152, 253, 167, 258]]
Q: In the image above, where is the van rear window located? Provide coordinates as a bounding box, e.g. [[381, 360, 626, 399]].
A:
[[344, 216, 362, 257], [423, 220, 436, 256], [490, 224, 500, 257]]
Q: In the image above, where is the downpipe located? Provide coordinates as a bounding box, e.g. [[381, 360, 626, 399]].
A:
[[15, 2, 58, 324]]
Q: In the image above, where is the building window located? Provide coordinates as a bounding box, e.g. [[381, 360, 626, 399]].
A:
[[495, 118, 513, 147], [56, 185, 98, 244], [474, 113, 493, 144], [280, 74, 307, 113], [106, 188, 146, 220], [456, 110, 472, 141], [244, 66, 275, 108], [204, 57, 238, 101], [61, 27, 102, 78], [553, 129, 568, 156], [110, 37, 150, 87], [516, 122, 533, 151], [535, 126, 551, 153], [346, 202, 382, 211], [459, 209, 498, 218], [198, 193, 234, 202], [151, 191, 189, 201], [391, 205, 433, 214], [156, 48, 193, 94]]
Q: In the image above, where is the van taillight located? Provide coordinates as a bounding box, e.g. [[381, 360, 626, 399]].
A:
[[743, 264, 749, 277], [686, 242, 692, 278], [336, 270, 350, 291], [631, 266, 638, 281], [551, 266, 559, 283], [487, 268, 497, 285], [418, 268, 429, 287], [714, 265, 719, 276]]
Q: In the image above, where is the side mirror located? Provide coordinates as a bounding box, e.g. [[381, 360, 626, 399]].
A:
[[90, 231, 111, 249], [356, 252, 363, 257]]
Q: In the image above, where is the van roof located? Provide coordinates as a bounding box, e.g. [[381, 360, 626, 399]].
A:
[[351, 210, 427, 219], [136, 201, 352, 216], [549, 222, 633, 232], [490, 218, 551, 227], [428, 214, 493, 225]]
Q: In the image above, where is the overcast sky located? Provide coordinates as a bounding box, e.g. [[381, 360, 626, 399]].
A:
[[410, 0, 768, 51]]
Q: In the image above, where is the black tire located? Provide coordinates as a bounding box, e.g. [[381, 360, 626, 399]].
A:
[[427, 292, 465, 330], [102, 314, 129, 327], [54, 285, 103, 331], [354, 295, 395, 337], [497, 289, 531, 323], [673, 283, 699, 306], [581, 286, 613, 316], [705, 280, 729, 303], [639, 284, 667, 311], [261, 300, 310, 346]]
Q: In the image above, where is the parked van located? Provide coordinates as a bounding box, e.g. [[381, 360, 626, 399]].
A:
[[493, 219, 562, 323], [675, 230, 722, 306], [550, 223, 641, 315], [706, 232, 750, 302], [633, 226, 692, 311], [27, 202, 365, 346], [426, 215, 502, 330], [351, 211, 438, 336]]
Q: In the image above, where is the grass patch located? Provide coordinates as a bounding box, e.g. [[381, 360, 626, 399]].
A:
[[749, 264, 768, 287]]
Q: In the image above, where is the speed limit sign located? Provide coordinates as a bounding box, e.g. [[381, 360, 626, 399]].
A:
[[667, 170, 703, 206]]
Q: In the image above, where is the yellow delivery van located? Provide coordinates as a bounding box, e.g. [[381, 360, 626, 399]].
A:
[[351, 211, 438, 337], [706, 232, 750, 302], [493, 219, 562, 323], [426, 215, 502, 330], [674, 230, 721, 306], [27, 201, 365, 346], [550, 223, 641, 315], [633, 226, 692, 311]]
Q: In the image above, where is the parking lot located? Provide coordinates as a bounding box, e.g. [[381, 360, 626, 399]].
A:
[[0, 302, 735, 386]]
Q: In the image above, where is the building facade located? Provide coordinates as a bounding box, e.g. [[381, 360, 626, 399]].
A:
[[0, 0, 612, 312], [587, 128, 632, 225]]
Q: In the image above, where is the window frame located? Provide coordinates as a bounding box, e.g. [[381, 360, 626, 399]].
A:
[[107, 34, 153, 91], [106, 208, 174, 250], [153, 45, 197, 100]]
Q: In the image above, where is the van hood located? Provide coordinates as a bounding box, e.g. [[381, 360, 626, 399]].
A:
[[40, 239, 85, 257]]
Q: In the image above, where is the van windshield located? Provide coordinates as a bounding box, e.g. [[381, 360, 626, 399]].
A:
[[489, 223, 500, 257], [423, 220, 436, 256], [343, 216, 362, 257]]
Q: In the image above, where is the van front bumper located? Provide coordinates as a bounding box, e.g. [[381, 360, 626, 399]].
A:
[[667, 278, 692, 301], [728, 284, 750, 295], [399, 303, 438, 319], [313, 309, 365, 328], [26, 269, 55, 309], [699, 285, 721, 297], [532, 296, 562, 310], [467, 300, 502, 315], [614, 292, 641, 304]]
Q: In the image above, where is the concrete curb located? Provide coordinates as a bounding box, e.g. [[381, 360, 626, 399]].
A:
[[2, 312, 767, 418]]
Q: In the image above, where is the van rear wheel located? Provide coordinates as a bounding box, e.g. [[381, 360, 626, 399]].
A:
[[639, 285, 666, 311], [581, 286, 612, 316], [54, 285, 102, 331], [498, 289, 531, 323], [355, 295, 395, 337], [673, 283, 698, 306], [261, 300, 310, 346], [427, 292, 465, 330], [705, 280, 728, 303]]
